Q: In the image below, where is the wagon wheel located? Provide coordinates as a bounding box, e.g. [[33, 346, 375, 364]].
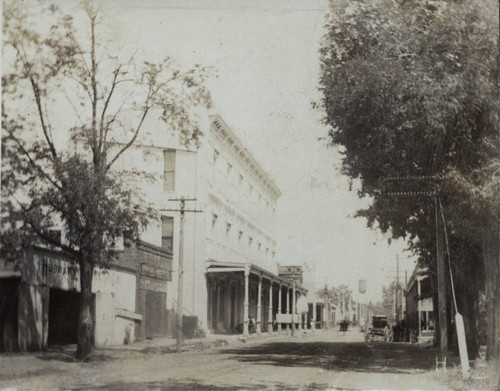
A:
[[365, 331, 374, 347], [384, 326, 393, 343]]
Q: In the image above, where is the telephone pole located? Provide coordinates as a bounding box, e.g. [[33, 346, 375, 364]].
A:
[[161, 197, 202, 353], [385, 176, 448, 353]]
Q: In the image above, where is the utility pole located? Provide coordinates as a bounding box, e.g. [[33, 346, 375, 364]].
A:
[[291, 280, 296, 336], [435, 191, 448, 353], [396, 255, 400, 323], [385, 176, 448, 353], [161, 197, 202, 353]]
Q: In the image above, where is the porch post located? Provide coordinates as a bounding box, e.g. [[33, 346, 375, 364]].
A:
[[286, 286, 290, 332], [268, 279, 273, 334], [301, 294, 305, 331], [244, 265, 250, 336], [257, 274, 262, 334], [216, 283, 220, 331], [278, 284, 282, 333], [312, 297, 317, 330], [417, 278, 422, 339]]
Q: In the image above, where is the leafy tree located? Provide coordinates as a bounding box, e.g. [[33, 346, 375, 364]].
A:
[[1, 1, 212, 359], [318, 284, 353, 318], [319, 0, 498, 359]]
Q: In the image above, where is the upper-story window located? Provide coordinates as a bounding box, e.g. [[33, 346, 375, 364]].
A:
[[248, 237, 253, 246], [227, 162, 233, 177], [213, 148, 220, 164], [161, 216, 174, 251], [163, 150, 176, 192], [266, 248, 269, 257], [226, 222, 232, 235], [272, 251, 275, 259], [257, 242, 261, 252], [212, 214, 218, 230], [238, 230, 243, 241]]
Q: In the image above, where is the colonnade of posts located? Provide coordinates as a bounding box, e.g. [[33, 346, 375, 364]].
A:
[[242, 264, 307, 336]]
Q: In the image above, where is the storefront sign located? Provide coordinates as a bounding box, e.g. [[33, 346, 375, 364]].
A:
[[418, 297, 433, 312], [276, 313, 292, 323], [141, 264, 156, 278], [141, 264, 170, 281], [140, 277, 167, 293], [25, 250, 121, 293]]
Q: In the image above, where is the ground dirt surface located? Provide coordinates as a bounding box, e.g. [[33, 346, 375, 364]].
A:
[[0, 328, 494, 390]]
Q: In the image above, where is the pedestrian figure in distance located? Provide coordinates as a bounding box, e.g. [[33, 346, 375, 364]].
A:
[[340, 318, 348, 334], [249, 315, 256, 334]]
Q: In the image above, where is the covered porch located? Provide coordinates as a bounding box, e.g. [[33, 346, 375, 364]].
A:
[[206, 261, 308, 336]]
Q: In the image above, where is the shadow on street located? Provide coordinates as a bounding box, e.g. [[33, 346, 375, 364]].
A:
[[71, 379, 257, 391], [219, 341, 441, 374]]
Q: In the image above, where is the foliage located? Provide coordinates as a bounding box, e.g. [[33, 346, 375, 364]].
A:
[[318, 284, 353, 311], [319, 0, 498, 357], [319, 0, 498, 242], [1, 1, 212, 358]]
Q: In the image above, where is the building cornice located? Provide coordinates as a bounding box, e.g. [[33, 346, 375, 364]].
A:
[[209, 115, 282, 200]]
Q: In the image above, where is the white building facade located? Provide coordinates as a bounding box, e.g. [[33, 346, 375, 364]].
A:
[[120, 114, 307, 336]]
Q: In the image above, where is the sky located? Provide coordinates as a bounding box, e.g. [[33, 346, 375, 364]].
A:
[[62, 0, 417, 302]]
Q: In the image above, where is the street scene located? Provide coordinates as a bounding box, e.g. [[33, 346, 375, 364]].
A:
[[0, 328, 485, 390], [1, 0, 500, 390]]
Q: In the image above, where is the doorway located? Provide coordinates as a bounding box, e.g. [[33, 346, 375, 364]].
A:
[[48, 288, 80, 345]]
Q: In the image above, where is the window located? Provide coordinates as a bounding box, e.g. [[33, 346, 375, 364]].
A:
[[249, 184, 254, 195], [248, 237, 253, 246], [239, 174, 244, 186], [227, 162, 232, 177], [213, 148, 219, 164], [44, 228, 61, 246], [266, 248, 269, 256], [226, 222, 232, 235], [163, 150, 175, 192], [258, 193, 262, 203], [161, 216, 174, 251], [212, 214, 218, 229], [238, 231, 243, 241], [258, 242, 261, 252]]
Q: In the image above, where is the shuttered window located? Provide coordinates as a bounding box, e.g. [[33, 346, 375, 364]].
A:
[[162, 216, 174, 251], [163, 150, 175, 192]]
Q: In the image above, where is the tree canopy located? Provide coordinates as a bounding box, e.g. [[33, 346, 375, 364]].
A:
[[1, 1, 212, 358], [319, 0, 498, 358]]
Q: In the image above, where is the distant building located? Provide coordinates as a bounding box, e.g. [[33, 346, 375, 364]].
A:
[[300, 263, 331, 329], [405, 266, 434, 343]]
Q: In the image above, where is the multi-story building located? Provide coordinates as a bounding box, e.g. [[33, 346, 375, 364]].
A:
[[121, 114, 306, 336]]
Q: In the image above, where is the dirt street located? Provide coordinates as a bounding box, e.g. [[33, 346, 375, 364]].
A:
[[0, 328, 475, 390]]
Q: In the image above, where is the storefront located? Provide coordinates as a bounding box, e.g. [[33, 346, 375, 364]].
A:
[[3, 240, 172, 352], [206, 261, 307, 335]]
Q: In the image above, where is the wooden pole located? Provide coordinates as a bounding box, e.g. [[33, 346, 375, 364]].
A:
[[435, 194, 448, 353], [176, 198, 185, 353]]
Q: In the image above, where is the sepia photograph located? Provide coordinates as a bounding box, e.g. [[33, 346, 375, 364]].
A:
[[1, 0, 499, 390]]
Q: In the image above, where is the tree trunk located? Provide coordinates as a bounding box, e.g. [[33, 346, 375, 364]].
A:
[[484, 221, 499, 361], [76, 259, 94, 360]]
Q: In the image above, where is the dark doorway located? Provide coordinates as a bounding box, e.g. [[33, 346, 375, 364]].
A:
[[48, 288, 80, 345], [145, 291, 166, 338], [0, 278, 19, 352]]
